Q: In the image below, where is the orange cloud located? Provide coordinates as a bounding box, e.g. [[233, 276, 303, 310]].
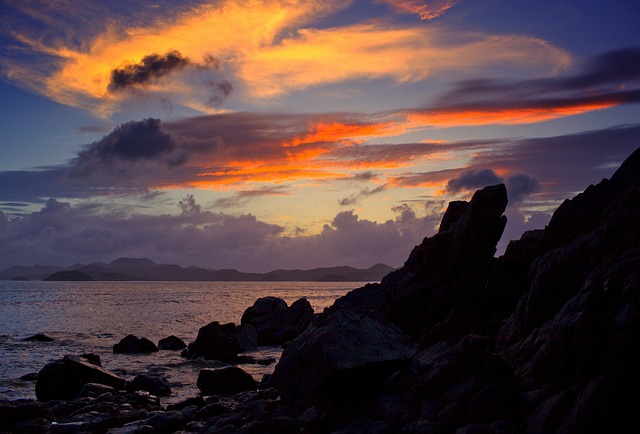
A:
[[2, 1, 570, 115], [407, 101, 618, 126], [240, 25, 570, 97], [3, 0, 350, 116]]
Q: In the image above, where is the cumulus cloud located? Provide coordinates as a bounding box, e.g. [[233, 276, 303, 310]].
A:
[[445, 169, 503, 193], [108, 51, 190, 92], [505, 174, 541, 203], [0, 196, 444, 271], [445, 168, 541, 204]]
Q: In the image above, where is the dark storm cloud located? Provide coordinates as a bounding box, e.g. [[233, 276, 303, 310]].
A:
[[76, 118, 175, 163], [108, 51, 190, 92], [429, 46, 640, 112]]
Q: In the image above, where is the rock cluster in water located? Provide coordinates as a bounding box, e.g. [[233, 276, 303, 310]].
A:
[[3, 146, 640, 433]]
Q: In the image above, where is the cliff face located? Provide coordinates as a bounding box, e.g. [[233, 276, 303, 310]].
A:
[[270, 147, 640, 433]]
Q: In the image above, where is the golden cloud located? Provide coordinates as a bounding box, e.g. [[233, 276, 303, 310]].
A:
[[3, 0, 570, 116]]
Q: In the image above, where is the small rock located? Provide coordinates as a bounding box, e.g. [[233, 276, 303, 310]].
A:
[[127, 374, 171, 397], [144, 410, 185, 433], [23, 333, 54, 342], [158, 335, 187, 350], [20, 372, 39, 381], [77, 382, 116, 398], [182, 322, 238, 362], [113, 334, 159, 353], [197, 367, 257, 395]]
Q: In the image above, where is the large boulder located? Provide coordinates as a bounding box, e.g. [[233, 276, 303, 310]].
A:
[[269, 309, 417, 413], [182, 321, 238, 362], [197, 367, 257, 395], [35, 355, 125, 401], [241, 296, 314, 345], [113, 334, 159, 353]]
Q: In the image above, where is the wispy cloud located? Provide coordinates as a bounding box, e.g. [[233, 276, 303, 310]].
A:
[[1, 0, 569, 115], [378, 0, 462, 20], [407, 46, 640, 126], [213, 187, 290, 208], [338, 184, 386, 206]]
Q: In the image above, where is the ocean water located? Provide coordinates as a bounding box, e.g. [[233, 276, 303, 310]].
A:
[[0, 280, 359, 404]]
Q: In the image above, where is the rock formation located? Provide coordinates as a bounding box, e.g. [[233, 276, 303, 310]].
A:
[[269, 147, 640, 434]]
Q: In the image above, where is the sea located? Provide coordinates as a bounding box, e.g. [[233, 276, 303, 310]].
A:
[[0, 280, 360, 404]]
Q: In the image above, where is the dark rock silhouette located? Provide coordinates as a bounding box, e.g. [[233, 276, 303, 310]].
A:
[[113, 334, 159, 353], [235, 323, 258, 352], [35, 355, 125, 401], [241, 296, 314, 345], [126, 374, 171, 397], [23, 333, 54, 342], [10, 145, 640, 434], [269, 309, 417, 414], [181, 321, 238, 362], [157, 334, 187, 350], [197, 367, 257, 394], [266, 147, 640, 434]]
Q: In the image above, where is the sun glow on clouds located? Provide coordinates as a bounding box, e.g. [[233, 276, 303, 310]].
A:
[[2, 0, 573, 116], [379, 0, 462, 21]]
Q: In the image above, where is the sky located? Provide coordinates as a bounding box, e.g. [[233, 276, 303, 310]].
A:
[[0, 0, 639, 272]]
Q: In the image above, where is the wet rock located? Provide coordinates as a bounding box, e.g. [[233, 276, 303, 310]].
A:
[[158, 334, 187, 351], [126, 374, 171, 397], [197, 366, 257, 395], [241, 296, 314, 345], [113, 334, 159, 354], [77, 382, 116, 399], [79, 353, 102, 366], [35, 355, 125, 402], [182, 321, 238, 362]]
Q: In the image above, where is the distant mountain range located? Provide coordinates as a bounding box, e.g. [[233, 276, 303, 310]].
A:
[[0, 258, 396, 282]]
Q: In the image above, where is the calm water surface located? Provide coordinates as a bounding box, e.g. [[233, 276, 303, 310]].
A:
[[0, 281, 359, 404]]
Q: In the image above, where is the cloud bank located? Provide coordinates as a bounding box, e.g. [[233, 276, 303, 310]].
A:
[[0, 196, 443, 272]]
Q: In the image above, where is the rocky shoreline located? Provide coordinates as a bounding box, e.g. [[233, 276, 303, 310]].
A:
[[2, 146, 639, 434]]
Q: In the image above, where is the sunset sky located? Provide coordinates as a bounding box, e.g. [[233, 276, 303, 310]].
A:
[[1, 0, 639, 271]]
